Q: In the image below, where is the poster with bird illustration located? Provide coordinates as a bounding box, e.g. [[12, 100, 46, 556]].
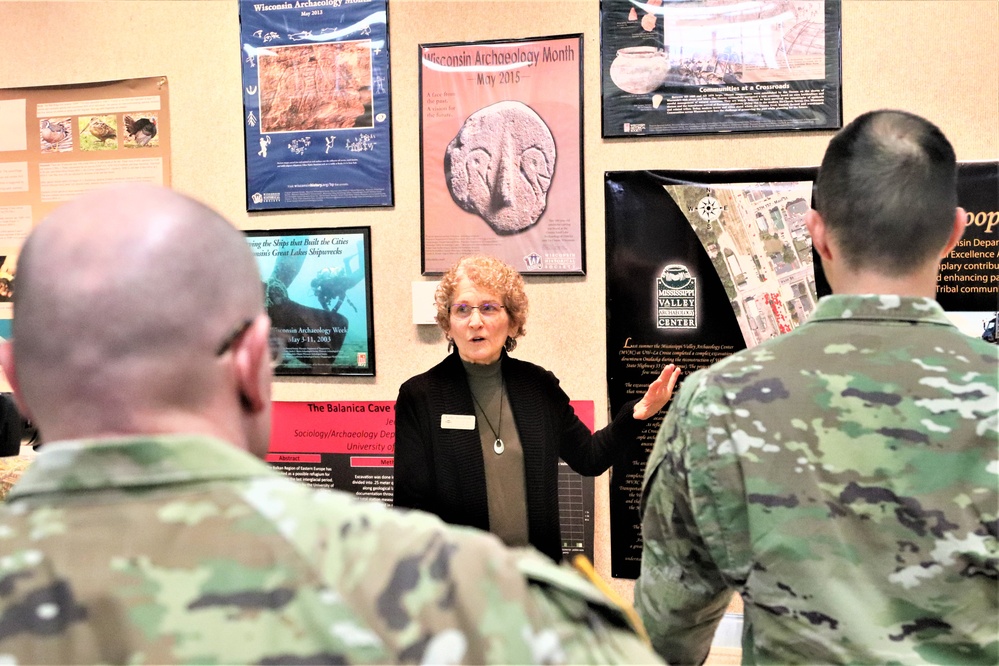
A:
[[0, 76, 170, 225], [0, 76, 172, 338]]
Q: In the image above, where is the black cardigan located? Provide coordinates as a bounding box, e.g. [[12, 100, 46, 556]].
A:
[[392, 350, 642, 562]]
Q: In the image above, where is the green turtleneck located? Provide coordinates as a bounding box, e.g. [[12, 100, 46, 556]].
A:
[[463, 358, 529, 548]]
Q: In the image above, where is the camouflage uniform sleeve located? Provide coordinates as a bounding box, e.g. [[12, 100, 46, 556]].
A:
[[243, 478, 664, 665], [346, 507, 665, 665], [516, 551, 665, 665], [635, 372, 736, 665]]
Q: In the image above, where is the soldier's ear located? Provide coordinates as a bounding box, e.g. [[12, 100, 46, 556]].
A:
[[232, 315, 270, 415], [940, 207, 966, 258], [806, 209, 833, 262]]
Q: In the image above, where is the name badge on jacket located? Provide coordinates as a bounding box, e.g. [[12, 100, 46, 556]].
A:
[[441, 414, 475, 430]]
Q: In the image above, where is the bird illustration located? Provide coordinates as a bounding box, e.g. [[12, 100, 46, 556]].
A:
[[40, 119, 68, 148], [83, 117, 116, 144], [124, 116, 157, 146]]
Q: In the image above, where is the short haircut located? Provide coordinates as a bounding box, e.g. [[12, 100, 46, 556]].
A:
[[435, 255, 528, 344], [814, 110, 958, 274], [10, 185, 264, 427]]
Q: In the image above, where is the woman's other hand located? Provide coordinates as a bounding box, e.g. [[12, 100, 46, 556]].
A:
[[632, 364, 681, 420]]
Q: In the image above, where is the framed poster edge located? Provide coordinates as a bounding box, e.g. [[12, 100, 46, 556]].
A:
[[244, 225, 376, 377], [598, 0, 843, 138], [418, 33, 586, 277], [239, 0, 395, 211]]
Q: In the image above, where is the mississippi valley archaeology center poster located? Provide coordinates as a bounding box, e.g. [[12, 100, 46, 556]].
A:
[[604, 167, 819, 577], [603, 163, 999, 578]]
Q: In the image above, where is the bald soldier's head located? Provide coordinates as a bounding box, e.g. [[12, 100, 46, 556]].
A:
[[0, 184, 273, 456]]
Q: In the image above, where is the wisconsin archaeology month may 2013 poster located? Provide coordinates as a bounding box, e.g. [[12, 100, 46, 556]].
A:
[[239, 0, 393, 210]]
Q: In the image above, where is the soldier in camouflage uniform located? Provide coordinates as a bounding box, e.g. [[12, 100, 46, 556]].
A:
[[0, 184, 662, 665], [635, 110, 999, 665]]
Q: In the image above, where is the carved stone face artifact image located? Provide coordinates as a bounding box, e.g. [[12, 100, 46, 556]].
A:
[[444, 101, 556, 235]]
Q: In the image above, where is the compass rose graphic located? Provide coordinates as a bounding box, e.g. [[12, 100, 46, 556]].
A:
[[696, 196, 722, 223]]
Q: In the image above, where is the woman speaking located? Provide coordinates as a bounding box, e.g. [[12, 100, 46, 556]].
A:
[[393, 256, 679, 562]]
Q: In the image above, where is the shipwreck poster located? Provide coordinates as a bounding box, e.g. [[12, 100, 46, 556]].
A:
[[269, 400, 596, 562], [420, 34, 585, 275], [245, 226, 375, 376], [605, 168, 819, 578], [239, 0, 393, 210], [600, 0, 841, 137]]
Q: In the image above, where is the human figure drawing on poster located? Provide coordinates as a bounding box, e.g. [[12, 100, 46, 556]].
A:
[[311, 246, 364, 314]]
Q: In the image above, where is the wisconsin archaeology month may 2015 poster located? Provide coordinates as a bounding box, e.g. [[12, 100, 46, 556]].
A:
[[420, 34, 585, 275]]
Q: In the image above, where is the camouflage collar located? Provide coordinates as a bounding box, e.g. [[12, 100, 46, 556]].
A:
[[6, 434, 274, 500], [809, 294, 954, 326]]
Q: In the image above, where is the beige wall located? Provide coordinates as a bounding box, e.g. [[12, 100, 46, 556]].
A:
[[2, 0, 997, 599]]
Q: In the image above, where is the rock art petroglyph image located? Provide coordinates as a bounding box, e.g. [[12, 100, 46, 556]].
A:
[[258, 41, 373, 133]]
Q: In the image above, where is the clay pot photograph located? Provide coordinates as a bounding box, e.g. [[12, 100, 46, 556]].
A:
[[609, 46, 670, 94]]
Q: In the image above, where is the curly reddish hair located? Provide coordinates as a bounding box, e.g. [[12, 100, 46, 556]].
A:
[[435, 256, 528, 350]]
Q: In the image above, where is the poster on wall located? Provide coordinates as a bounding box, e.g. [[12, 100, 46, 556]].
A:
[[268, 401, 396, 501], [605, 167, 820, 578], [245, 226, 375, 376], [239, 0, 393, 210], [806, 161, 999, 342], [268, 400, 596, 562], [420, 34, 585, 275], [599, 0, 842, 137], [0, 76, 171, 340], [605, 163, 999, 578], [924, 161, 999, 343]]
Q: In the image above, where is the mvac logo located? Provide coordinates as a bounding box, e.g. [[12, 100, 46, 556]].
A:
[[656, 264, 697, 329]]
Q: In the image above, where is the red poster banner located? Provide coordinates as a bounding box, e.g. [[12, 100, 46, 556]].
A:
[[268, 401, 394, 456]]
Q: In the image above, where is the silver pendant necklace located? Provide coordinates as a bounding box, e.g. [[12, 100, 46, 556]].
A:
[[470, 380, 504, 455]]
